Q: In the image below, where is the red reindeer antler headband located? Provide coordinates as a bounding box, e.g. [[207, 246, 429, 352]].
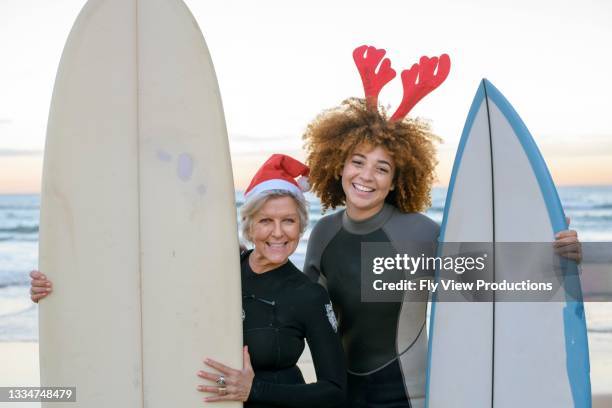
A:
[[353, 45, 451, 121]]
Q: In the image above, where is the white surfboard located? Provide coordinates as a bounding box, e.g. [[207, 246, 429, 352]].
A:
[[426, 79, 591, 407], [38, 0, 242, 407]]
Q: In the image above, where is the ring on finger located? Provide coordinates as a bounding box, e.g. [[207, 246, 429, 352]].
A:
[[218, 386, 227, 396], [216, 375, 226, 386]]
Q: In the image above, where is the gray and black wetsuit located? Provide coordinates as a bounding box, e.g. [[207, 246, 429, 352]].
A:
[[304, 204, 439, 408], [242, 250, 346, 408]]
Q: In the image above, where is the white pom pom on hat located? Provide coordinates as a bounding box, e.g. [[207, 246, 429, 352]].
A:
[[297, 176, 310, 192], [244, 154, 310, 201]]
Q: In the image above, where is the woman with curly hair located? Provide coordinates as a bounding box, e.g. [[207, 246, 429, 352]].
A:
[[303, 46, 582, 408]]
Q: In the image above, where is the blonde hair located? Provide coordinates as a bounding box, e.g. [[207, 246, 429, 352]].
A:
[[240, 190, 309, 244]]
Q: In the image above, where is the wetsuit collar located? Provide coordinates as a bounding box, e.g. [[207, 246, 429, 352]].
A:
[[342, 203, 395, 235], [243, 249, 294, 279]]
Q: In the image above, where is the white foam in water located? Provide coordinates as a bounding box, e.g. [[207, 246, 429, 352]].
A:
[[0, 286, 38, 341]]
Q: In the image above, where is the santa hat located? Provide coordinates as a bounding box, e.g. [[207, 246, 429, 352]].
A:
[[244, 154, 310, 201]]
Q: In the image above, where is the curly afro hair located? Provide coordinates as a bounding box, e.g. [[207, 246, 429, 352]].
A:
[[303, 97, 440, 213]]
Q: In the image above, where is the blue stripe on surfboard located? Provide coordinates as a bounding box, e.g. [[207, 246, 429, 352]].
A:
[[483, 79, 591, 408], [425, 82, 487, 408]]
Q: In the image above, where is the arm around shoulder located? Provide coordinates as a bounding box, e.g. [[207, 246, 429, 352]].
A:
[[303, 213, 342, 284]]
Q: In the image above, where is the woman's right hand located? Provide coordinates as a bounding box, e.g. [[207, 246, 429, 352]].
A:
[[30, 270, 52, 303], [197, 346, 255, 402]]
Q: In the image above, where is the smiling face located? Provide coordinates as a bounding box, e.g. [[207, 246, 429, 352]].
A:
[[341, 144, 396, 220], [249, 195, 301, 270]]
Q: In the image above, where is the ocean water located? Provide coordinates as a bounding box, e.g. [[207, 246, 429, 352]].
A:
[[0, 187, 611, 342]]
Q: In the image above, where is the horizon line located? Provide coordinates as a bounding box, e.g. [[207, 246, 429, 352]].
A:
[[2, 183, 611, 196]]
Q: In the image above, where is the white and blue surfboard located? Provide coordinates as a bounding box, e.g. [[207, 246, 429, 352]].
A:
[[425, 79, 591, 407]]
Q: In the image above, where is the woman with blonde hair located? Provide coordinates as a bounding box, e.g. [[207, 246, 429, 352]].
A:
[[31, 154, 346, 407]]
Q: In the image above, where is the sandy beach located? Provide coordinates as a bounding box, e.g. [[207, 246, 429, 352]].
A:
[[0, 341, 609, 407], [0, 342, 39, 408]]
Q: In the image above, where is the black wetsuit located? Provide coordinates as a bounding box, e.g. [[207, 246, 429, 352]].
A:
[[304, 204, 439, 408], [242, 250, 346, 408]]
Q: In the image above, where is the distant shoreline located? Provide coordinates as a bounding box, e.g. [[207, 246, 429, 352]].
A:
[[1, 184, 612, 196]]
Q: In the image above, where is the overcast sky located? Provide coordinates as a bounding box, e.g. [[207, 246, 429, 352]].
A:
[[1, 0, 611, 192]]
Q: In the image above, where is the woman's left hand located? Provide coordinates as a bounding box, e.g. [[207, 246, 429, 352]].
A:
[[553, 217, 582, 263], [197, 346, 255, 402]]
